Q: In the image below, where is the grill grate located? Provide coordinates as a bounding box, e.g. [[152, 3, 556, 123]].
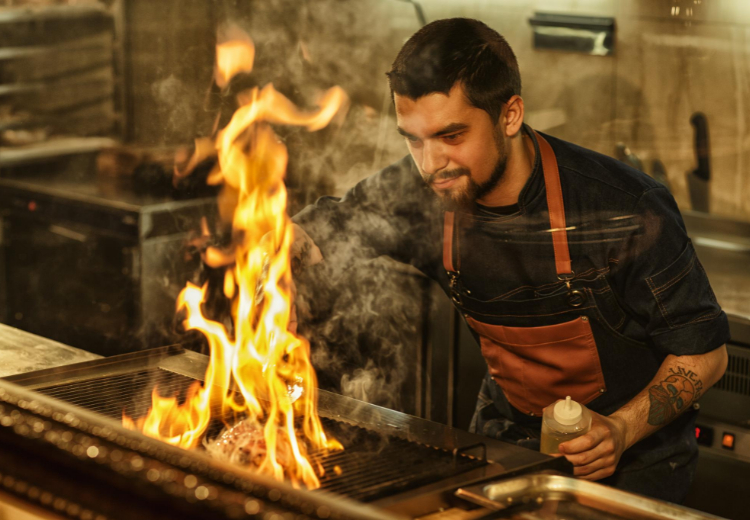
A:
[[33, 368, 485, 502], [36, 369, 197, 420]]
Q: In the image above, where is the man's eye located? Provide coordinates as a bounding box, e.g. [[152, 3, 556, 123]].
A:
[[443, 133, 463, 142]]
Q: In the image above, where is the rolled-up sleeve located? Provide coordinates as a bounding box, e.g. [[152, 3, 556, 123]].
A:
[[612, 187, 730, 356], [292, 155, 439, 272]]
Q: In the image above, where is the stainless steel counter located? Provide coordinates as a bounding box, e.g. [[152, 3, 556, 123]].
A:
[[0, 323, 100, 377], [684, 210, 750, 325]]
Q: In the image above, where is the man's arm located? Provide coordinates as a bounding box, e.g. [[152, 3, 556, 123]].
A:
[[286, 224, 324, 334], [558, 345, 728, 481]]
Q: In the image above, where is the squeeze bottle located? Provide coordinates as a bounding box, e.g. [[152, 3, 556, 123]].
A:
[[540, 396, 592, 455]]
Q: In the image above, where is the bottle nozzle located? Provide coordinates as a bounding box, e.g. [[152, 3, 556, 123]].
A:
[[553, 395, 583, 425]]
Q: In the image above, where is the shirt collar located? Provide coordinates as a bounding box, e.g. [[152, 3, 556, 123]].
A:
[[516, 124, 545, 214]]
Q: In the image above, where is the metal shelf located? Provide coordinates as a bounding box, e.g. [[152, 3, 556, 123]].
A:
[[0, 2, 125, 161], [0, 136, 118, 166], [0, 4, 109, 24], [0, 32, 113, 61]]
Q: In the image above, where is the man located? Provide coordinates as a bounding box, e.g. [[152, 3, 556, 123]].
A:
[[292, 18, 728, 503]]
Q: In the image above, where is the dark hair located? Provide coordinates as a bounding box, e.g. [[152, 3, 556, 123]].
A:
[[387, 18, 521, 124]]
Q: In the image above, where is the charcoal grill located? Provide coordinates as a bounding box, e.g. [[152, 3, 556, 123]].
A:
[[1, 346, 568, 519]]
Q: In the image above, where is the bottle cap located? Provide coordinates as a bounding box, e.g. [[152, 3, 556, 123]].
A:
[[553, 396, 583, 425]]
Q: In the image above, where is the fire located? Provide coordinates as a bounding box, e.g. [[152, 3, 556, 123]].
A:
[[123, 31, 347, 488], [215, 37, 255, 89]]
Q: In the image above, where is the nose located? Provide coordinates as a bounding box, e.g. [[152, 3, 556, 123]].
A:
[[420, 141, 448, 176]]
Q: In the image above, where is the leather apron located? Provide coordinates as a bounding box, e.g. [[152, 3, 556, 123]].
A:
[[443, 132, 608, 417], [442, 132, 701, 504]]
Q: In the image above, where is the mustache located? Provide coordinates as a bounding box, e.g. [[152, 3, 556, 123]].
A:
[[426, 168, 470, 184]]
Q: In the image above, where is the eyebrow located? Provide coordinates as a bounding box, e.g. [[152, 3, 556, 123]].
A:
[[397, 122, 469, 139]]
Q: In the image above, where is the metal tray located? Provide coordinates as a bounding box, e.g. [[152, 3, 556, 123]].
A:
[[456, 474, 727, 520]]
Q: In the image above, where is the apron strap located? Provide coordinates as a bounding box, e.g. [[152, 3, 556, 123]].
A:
[[536, 131, 573, 278], [441, 130, 573, 278], [443, 211, 457, 273]]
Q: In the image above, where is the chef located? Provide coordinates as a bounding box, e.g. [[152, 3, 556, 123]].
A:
[[292, 18, 729, 503]]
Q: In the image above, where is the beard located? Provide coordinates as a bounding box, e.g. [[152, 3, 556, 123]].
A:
[[424, 125, 508, 211], [427, 134, 508, 211]]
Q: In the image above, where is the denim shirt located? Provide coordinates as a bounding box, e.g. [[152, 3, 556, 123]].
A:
[[296, 126, 728, 364], [294, 125, 730, 499]]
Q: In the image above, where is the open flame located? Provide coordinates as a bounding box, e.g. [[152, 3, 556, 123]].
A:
[[123, 30, 347, 488]]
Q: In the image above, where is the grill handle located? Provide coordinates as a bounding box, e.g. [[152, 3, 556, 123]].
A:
[[452, 442, 487, 467]]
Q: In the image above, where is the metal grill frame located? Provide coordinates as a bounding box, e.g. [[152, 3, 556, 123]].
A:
[[0, 375, 395, 520], [3, 346, 569, 517], [29, 365, 488, 503]]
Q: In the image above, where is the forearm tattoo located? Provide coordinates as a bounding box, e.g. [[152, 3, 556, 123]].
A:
[[647, 366, 704, 426]]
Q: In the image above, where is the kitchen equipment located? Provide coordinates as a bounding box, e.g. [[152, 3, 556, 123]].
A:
[[0, 157, 215, 355], [0, 371, 395, 520], [615, 142, 644, 172], [686, 112, 711, 213], [650, 159, 670, 191], [528, 13, 615, 56], [1, 341, 738, 519], [0, 4, 125, 165], [0, 322, 100, 378], [457, 474, 726, 520], [1, 345, 569, 518]]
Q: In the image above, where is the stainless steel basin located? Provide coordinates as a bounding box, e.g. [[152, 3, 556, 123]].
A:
[[682, 210, 750, 323], [456, 474, 727, 519]]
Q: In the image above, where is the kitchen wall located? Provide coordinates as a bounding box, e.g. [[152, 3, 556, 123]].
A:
[[125, 0, 217, 145], [122, 0, 750, 220], [415, 0, 750, 220]]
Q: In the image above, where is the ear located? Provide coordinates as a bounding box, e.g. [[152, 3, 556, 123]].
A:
[[502, 95, 525, 138]]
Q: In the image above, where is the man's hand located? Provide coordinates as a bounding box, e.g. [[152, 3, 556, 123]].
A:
[[549, 347, 726, 482], [288, 224, 323, 334], [289, 224, 323, 275], [557, 411, 627, 481]]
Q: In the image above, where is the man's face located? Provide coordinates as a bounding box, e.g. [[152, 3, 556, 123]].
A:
[[394, 83, 507, 210]]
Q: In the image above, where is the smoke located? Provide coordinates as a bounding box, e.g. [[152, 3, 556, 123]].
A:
[[340, 361, 394, 404], [211, 0, 427, 413], [214, 0, 421, 208], [295, 198, 435, 413], [300, 257, 424, 412], [140, 0, 426, 410], [150, 75, 200, 143]]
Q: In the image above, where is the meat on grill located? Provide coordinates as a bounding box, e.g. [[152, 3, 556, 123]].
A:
[[205, 420, 293, 468]]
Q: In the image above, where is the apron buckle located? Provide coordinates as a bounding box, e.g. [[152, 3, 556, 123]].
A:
[[558, 272, 587, 308], [448, 270, 463, 306], [567, 289, 586, 307]]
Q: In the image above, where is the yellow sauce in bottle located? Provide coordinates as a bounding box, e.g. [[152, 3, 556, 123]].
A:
[[540, 396, 592, 455], [540, 424, 589, 455]]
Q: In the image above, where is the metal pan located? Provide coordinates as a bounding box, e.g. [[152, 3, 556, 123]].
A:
[[456, 474, 727, 520]]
